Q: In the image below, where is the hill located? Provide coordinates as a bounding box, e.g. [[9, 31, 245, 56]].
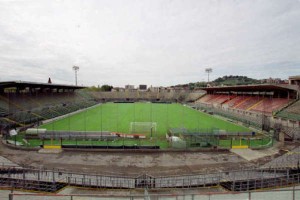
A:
[[176, 75, 260, 89], [213, 75, 260, 86]]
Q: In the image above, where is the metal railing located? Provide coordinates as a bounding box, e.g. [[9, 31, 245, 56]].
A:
[[0, 166, 299, 191], [8, 187, 300, 200]]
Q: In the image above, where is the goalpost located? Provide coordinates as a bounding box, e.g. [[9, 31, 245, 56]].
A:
[[130, 122, 157, 136]]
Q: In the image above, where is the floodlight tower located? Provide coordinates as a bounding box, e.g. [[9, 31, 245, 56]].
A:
[[73, 66, 79, 86], [205, 68, 212, 82]]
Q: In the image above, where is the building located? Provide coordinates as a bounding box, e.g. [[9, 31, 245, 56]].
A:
[[149, 86, 160, 92], [139, 85, 147, 91], [125, 85, 134, 90], [289, 76, 300, 86]]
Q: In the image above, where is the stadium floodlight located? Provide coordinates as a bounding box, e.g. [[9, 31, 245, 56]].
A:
[[73, 66, 80, 86], [205, 68, 212, 82]]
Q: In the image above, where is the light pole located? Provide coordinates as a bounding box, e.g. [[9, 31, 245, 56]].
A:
[[205, 68, 212, 83], [73, 66, 79, 86]]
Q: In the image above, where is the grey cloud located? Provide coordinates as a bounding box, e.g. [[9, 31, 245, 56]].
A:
[[0, 0, 299, 87]]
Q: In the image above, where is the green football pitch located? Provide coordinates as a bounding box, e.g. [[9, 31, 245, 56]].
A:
[[39, 102, 251, 136]]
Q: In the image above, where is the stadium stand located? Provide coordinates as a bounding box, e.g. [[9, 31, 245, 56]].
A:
[[234, 96, 261, 110], [192, 84, 300, 139], [223, 95, 246, 108], [184, 92, 204, 102], [196, 94, 216, 103], [198, 95, 291, 114], [3, 93, 97, 124], [0, 81, 98, 133], [0, 107, 8, 117], [276, 100, 300, 121], [274, 100, 300, 139], [197, 88, 294, 115], [0, 98, 8, 117], [213, 95, 233, 104], [192, 104, 264, 129], [250, 98, 290, 113], [88, 89, 202, 103]]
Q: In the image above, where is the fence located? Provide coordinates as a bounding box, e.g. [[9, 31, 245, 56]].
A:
[[192, 103, 264, 129], [0, 167, 300, 192], [8, 187, 300, 200]]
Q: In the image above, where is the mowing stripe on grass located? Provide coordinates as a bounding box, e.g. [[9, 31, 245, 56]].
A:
[[40, 103, 251, 137]]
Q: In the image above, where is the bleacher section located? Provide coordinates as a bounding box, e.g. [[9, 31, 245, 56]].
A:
[[274, 100, 300, 139], [223, 96, 246, 108], [197, 95, 290, 115], [192, 104, 264, 129], [251, 98, 290, 113], [276, 100, 300, 121], [234, 97, 260, 110], [0, 91, 98, 129], [193, 84, 299, 140], [0, 107, 8, 117], [213, 95, 233, 104], [196, 94, 216, 104], [4, 92, 81, 112], [185, 92, 204, 102], [88, 90, 203, 103], [0, 99, 8, 117]]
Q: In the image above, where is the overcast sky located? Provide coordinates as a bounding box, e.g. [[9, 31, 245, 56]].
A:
[[0, 0, 300, 87]]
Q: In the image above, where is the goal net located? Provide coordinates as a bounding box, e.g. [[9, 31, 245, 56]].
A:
[[130, 122, 157, 134]]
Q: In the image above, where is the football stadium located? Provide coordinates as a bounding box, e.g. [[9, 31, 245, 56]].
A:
[[0, 77, 299, 199], [1, 0, 300, 199]]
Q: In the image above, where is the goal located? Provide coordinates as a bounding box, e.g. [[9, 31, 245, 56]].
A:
[[130, 122, 157, 134]]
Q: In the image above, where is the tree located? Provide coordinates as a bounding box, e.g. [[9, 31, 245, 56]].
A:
[[84, 86, 100, 91], [100, 85, 113, 91]]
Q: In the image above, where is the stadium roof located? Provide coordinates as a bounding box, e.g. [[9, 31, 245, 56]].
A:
[[200, 84, 299, 92], [0, 81, 85, 91], [289, 75, 300, 80]]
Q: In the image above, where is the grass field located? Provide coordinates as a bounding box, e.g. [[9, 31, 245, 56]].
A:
[[10, 103, 272, 149], [39, 102, 251, 136]]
